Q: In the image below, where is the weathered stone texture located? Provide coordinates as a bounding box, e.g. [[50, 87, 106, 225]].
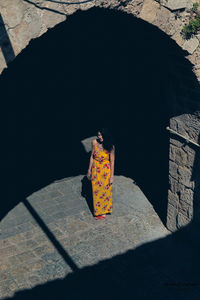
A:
[[177, 165, 193, 188], [170, 114, 200, 145], [153, 5, 171, 33], [180, 186, 194, 205], [167, 203, 178, 225], [160, 0, 193, 11], [182, 36, 199, 54], [120, 0, 143, 16], [169, 175, 184, 194], [172, 29, 185, 48], [170, 137, 183, 148], [139, 0, 160, 23], [0, 0, 26, 29], [167, 110, 200, 231], [176, 212, 191, 228], [169, 160, 178, 180], [168, 189, 179, 209], [169, 144, 187, 166], [0, 0, 200, 81], [0, 49, 6, 71]]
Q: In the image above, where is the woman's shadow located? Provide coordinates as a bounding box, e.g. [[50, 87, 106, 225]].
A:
[[81, 175, 94, 216]]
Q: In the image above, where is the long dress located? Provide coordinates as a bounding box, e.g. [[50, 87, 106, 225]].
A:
[[91, 139, 113, 216]]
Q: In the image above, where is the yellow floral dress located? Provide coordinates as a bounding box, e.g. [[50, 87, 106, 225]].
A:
[[91, 140, 113, 216]]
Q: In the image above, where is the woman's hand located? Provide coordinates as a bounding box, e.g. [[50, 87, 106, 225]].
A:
[[109, 175, 114, 185], [87, 169, 91, 180]]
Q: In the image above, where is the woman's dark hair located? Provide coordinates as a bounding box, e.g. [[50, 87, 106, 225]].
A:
[[98, 128, 114, 152]]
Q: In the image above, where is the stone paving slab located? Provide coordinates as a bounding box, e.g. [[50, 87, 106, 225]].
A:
[[0, 175, 170, 299]]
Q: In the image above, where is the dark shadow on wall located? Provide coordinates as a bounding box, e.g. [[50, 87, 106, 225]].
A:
[[0, 13, 15, 65], [0, 7, 199, 226]]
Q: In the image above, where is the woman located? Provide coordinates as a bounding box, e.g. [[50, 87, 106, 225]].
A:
[[87, 128, 115, 220]]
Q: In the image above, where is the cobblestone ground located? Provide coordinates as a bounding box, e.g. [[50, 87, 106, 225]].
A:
[[0, 175, 170, 299]]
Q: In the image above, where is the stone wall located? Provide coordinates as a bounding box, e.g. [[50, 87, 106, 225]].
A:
[[1, 0, 200, 231], [167, 113, 200, 231], [1, 0, 200, 79]]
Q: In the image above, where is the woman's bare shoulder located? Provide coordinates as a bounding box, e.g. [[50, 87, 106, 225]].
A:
[[92, 139, 96, 146]]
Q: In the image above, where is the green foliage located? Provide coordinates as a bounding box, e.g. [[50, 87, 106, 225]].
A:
[[182, 3, 200, 39], [192, 2, 199, 13]]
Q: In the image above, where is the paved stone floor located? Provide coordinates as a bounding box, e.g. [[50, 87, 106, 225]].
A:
[[0, 175, 171, 299]]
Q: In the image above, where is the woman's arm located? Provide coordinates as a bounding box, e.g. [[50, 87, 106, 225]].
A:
[[109, 145, 115, 184], [87, 140, 95, 179]]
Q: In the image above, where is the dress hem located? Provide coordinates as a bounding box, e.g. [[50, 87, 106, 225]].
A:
[[94, 211, 112, 217]]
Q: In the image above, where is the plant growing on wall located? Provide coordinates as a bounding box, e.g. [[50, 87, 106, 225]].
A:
[[192, 1, 199, 12], [182, 2, 200, 39]]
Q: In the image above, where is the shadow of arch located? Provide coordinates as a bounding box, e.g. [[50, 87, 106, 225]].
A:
[[0, 7, 199, 227], [3, 217, 200, 300]]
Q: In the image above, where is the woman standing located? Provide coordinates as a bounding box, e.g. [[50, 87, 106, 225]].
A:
[[87, 128, 115, 220]]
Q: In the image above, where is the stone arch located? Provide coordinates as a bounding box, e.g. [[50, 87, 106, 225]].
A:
[[1, 0, 200, 78], [1, 1, 200, 232]]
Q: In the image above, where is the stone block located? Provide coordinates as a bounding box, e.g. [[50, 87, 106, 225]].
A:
[[168, 189, 179, 208], [168, 190, 179, 209], [187, 150, 196, 167], [153, 5, 172, 33], [139, 0, 160, 24], [177, 212, 191, 228], [0, 239, 12, 249], [1, 256, 21, 270], [169, 160, 178, 180], [16, 239, 38, 251], [169, 176, 184, 193], [15, 251, 37, 263], [165, 16, 183, 36], [170, 137, 183, 148], [79, 1, 95, 11], [12, 274, 31, 289], [8, 265, 30, 277], [1, 0, 25, 28], [179, 198, 193, 219], [180, 187, 193, 205], [183, 36, 199, 55], [160, 0, 191, 11], [0, 245, 19, 257], [28, 275, 42, 287], [177, 165, 193, 188], [41, 3, 66, 28], [1, 279, 18, 292], [120, 0, 144, 16], [0, 49, 7, 71], [62, 2, 80, 15], [166, 203, 178, 231], [172, 30, 185, 47], [8, 7, 43, 52], [0, 271, 11, 282], [27, 260, 46, 272], [169, 144, 187, 166], [33, 244, 55, 256], [169, 118, 178, 131]]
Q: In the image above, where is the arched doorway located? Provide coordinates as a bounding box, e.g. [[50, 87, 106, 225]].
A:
[[1, 7, 198, 226]]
